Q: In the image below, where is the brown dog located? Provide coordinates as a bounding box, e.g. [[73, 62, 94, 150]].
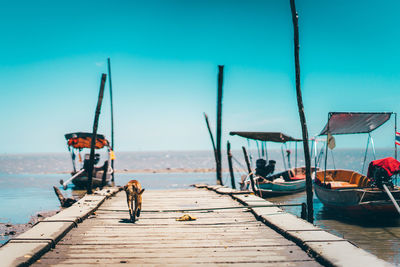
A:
[[124, 180, 145, 223]]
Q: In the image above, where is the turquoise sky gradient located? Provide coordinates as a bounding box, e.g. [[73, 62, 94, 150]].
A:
[[0, 0, 399, 153]]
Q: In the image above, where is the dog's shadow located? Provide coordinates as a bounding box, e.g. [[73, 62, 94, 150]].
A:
[[119, 218, 133, 224]]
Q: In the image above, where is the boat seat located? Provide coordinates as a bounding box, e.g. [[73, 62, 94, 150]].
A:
[[358, 176, 370, 187], [327, 181, 358, 189], [324, 176, 334, 182], [291, 174, 305, 180], [349, 173, 359, 184]]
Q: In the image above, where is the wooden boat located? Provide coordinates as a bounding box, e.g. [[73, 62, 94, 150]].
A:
[[61, 132, 114, 189], [315, 112, 400, 216], [248, 168, 305, 196], [315, 169, 400, 214], [230, 131, 311, 197]]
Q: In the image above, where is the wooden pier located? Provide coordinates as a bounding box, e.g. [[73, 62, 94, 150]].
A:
[[0, 186, 391, 266], [32, 188, 320, 266]]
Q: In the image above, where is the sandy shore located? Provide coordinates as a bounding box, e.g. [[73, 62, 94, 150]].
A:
[[0, 210, 59, 246]]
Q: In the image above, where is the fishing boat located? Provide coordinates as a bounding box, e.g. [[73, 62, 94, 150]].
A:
[[230, 131, 314, 197], [60, 132, 114, 189], [314, 112, 400, 216], [243, 167, 309, 197]]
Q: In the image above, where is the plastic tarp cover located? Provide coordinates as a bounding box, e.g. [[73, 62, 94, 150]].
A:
[[229, 132, 301, 143], [65, 132, 109, 149], [319, 113, 392, 135], [65, 132, 106, 140], [367, 157, 400, 178]]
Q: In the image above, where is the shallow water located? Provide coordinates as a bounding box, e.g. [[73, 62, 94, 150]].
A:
[[0, 149, 399, 264], [268, 192, 400, 265]]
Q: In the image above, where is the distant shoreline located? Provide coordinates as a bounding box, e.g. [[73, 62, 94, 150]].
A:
[[56, 168, 243, 174]]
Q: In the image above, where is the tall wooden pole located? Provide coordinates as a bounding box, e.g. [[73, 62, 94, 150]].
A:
[[227, 141, 236, 189], [290, 0, 313, 223], [107, 58, 115, 182], [216, 65, 224, 185], [87, 73, 107, 194]]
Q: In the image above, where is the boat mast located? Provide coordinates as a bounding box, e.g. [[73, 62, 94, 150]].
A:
[[323, 114, 330, 183], [295, 141, 297, 170], [289, 0, 314, 223], [281, 145, 287, 170], [69, 147, 77, 173]]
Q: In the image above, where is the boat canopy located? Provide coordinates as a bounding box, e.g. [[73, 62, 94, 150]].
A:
[[229, 131, 301, 143], [319, 112, 392, 135], [65, 132, 109, 149]]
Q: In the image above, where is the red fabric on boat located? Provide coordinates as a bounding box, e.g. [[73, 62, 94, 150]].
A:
[[290, 175, 305, 180], [367, 157, 400, 177]]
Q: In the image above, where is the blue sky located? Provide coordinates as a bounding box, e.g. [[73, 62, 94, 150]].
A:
[[0, 0, 399, 153]]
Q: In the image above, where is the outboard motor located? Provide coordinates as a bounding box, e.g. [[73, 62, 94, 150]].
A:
[[367, 157, 400, 189], [255, 159, 267, 177]]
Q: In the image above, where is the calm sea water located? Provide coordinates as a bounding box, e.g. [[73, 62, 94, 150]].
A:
[[0, 149, 399, 264]]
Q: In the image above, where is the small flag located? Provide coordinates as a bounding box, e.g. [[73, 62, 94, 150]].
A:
[[109, 150, 116, 160], [396, 132, 400, 146]]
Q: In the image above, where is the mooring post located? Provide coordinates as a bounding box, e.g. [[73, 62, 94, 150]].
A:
[[107, 58, 115, 183], [301, 202, 307, 220], [87, 73, 107, 194], [227, 141, 236, 189], [53, 186, 76, 207], [242, 146, 257, 194], [216, 65, 224, 185], [289, 0, 314, 223], [101, 160, 109, 189]]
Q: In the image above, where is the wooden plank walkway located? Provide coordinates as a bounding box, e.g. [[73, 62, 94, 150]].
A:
[[33, 188, 321, 266]]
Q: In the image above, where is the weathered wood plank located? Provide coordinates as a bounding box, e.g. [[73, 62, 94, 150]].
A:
[[32, 189, 320, 266]]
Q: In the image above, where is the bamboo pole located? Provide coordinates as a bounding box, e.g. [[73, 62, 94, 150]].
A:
[[242, 146, 257, 193], [395, 113, 398, 160], [382, 184, 400, 215], [107, 58, 115, 182], [227, 141, 236, 189], [204, 112, 220, 182], [216, 65, 224, 185], [289, 0, 314, 223], [87, 73, 107, 194]]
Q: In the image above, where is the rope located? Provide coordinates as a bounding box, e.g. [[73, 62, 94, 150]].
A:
[[331, 149, 336, 169], [231, 155, 247, 172]]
